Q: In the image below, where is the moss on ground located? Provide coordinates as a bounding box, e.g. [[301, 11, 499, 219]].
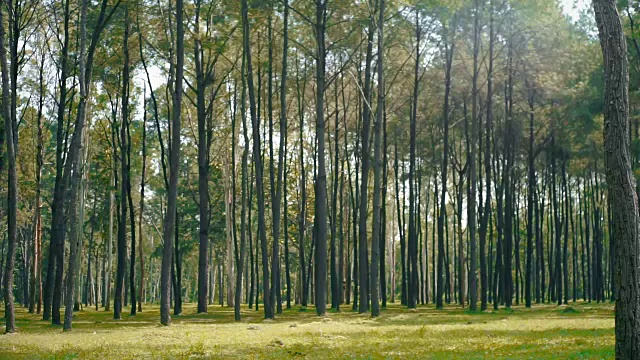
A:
[[0, 301, 614, 359]]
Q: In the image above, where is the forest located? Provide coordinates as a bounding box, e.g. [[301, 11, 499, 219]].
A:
[[0, 0, 639, 358]]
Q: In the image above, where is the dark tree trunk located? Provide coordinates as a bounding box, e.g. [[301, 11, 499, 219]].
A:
[[381, 101, 389, 308], [243, 0, 272, 319], [551, 136, 562, 306], [314, 0, 328, 317], [468, 0, 480, 312], [296, 56, 308, 308], [160, 0, 184, 326], [64, 0, 115, 330], [357, 6, 375, 313], [594, 0, 640, 355], [30, 43, 46, 315], [478, 0, 494, 312], [525, 84, 535, 308], [371, 0, 385, 317], [44, 0, 70, 324], [115, 5, 131, 320], [331, 74, 340, 311], [194, 0, 210, 315], [1, 0, 17, 333], [394, 141, 406, 305], [125, 9, 137, 315], [437, 18, 455, 310], [562, 157, 570, 305], [408, 6, 420, 309]]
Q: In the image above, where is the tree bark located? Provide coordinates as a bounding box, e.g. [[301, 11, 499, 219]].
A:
[[160, 0, 184, 326], [314, 0, 328, 316], [371, 0, 385, 317], [593, 0, 640, 357], [1, 0, 17, 333], [243, 0, 272, 319]]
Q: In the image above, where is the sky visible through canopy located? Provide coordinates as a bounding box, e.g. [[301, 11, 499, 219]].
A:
[[561, 0, 589, 20]]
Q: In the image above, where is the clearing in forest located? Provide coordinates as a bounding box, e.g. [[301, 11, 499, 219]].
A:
[[0, 302, 613, 359]]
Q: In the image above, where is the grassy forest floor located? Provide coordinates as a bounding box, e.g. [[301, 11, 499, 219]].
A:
[[0, 301, 613, 359]]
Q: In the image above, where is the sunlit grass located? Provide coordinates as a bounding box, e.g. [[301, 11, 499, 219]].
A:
[[0, 301, 614, 359]]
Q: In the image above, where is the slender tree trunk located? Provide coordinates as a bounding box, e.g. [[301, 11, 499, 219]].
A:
[[562, 157, 570, 305], [408, 6, 420, 309], [468, 0, 480, 311], [125, 7, 137, 315], [44, 0, 70, 324], [194, 0, 210, 314], [160, 0, 184, 326], [295, 56, 308, 308], [115, 5, 131, 320], [525, 84, 535, 308], [313, 0, 329, 317], [437, 18, 455, 310], [243, 0, 272, 319], [357, 3, 375, 313], [552, 135, 562, 306], [29, 45, 46, 315], [1, 0, 17, 333], [331, 74, 340, 311], [371, 0, 385, 317], [138, 87, 147, 313]]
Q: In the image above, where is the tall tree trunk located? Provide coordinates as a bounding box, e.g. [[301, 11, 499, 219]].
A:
[[371, 0, 385, 317], [64, 0, 115, 330], [593, 0, 640, 356], [358, 2, 375, 313], [1, 0, 17, 333], [468, 0, 480, 312], [408, 6, 420, 309], [295, 56, 308, 308], [160, 0, 184, 326], [551, 135, 562, 306], [194, 0, 210, 314], [266, 4, 279, 316], [562, 156, 569, 305], [43, 0, 70, 324], [314, 0, 329, 316], [29, 44, 46, 315], [243, 0, 272, 319], [115, 5, 131, 320], [394, 140, 406, 305], [525, 85, 535, 308], [138, 86, 147, 313], [381, 102, 389, 308], [437, 17, 455, 310], [331, 73, 340, 311]]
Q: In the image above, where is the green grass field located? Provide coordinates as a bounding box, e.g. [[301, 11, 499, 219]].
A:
[[0, 301, 614, 359]]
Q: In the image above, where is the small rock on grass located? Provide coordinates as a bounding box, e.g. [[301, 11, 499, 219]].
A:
[[247, 325, 261, 330]]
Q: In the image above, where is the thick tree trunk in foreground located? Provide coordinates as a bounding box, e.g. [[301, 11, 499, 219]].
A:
[[593, 0, 640, 358]]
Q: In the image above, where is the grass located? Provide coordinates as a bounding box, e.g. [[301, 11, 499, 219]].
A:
[[0, 301, 614, 359]]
